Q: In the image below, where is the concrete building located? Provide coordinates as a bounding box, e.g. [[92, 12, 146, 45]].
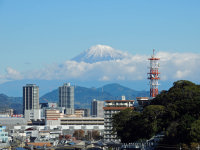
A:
[[40, 102, 62, 119], [74, 109, 85, 117], [23, 84, 40, 121], [0, 118, 27, 129], [45, 109, 64, 125], [59, 117, 104, 135], [91, 99, 104, 118], [137, 97, 150, 107], [43, 108, 104, 132], [60, 117, 104, 126], [13, 117, 104, 137], [103, 99, 134, 142], [59, 83, 74, 114], [75, 109, 90, 117], [44, 108, 104, 130]]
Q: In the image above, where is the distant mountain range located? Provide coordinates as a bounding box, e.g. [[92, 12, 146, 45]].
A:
[[39, 83, 149, 108], [0, 83, 149, 112]]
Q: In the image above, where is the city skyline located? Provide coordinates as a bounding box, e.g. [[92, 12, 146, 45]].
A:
[[0, 0, 200, 93]]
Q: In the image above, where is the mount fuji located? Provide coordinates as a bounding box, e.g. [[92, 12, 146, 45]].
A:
[[72, 44, 129, 63]]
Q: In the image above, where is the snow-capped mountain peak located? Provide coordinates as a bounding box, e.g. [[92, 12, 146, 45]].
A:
[[72, 44, 128, 63], [86, 45, 117, 58]]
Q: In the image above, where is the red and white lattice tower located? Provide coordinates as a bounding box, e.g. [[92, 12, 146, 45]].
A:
[[148, 49, 160, 98]]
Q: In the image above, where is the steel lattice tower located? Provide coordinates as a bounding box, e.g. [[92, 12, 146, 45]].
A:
[[148, 49, 160, 98]]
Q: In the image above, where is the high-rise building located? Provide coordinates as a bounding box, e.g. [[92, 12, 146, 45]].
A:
[[59, 83, 74, 114], [23, 84, 40, 120], [91, 99, 104, 118]]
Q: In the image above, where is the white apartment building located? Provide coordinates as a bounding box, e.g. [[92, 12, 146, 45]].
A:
[[103, 99, 134, 142]]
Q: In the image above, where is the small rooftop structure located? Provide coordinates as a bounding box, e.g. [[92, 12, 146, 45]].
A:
[[137, 97, 150, 107]]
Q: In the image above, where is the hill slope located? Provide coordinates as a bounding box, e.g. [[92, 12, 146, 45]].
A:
[[0, 94, 22, 114], [98, 83, 149, 99]]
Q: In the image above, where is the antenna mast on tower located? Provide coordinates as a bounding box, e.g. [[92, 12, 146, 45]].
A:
[[148, 49, 160, 98]]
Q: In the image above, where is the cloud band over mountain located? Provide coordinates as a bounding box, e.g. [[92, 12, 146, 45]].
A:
[[0, 45, 200, 84]]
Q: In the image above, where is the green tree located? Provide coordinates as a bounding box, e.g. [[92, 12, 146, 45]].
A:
[[112, 108, 140, 143], [190, 119, 200, 142], [142, 105, 166, 137]]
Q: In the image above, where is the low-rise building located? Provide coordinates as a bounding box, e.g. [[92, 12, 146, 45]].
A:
[[0, 118, 27, 130], [60, 117, 104, 136], [137, 97, 150, 107], [74, 109, 85, 117], [45, 109, 64, 126], [60, 117, 104, 126], [74, 109, 90, 117]]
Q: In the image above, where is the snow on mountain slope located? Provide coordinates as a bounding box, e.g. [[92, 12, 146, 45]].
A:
[[72, 45, 129, 63]]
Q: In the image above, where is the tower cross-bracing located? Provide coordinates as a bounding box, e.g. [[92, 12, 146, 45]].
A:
[[148, 49, 160, 98]]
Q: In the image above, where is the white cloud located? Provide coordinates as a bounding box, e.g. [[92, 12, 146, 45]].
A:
[[1, 49, 200, 83], [4, 67, 22, 80], [99, 76, 110, 81], [158, 52, 200, 81], [175, 70, 191, 79]]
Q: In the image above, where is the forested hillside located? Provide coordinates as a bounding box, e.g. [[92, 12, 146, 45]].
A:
[[113, 80, 200, 149]]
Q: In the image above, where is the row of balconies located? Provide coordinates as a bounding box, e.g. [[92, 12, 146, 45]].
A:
[[105, 102, 133, 106], [104, 134, 117, 138], [60, 123, 104, 125], [104, 120, 111, 123], [61, 120, 104, 122], [104, 123, 112, 126], [104, 127, 112, 130]]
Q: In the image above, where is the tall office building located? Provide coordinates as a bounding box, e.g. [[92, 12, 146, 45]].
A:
[[91, 99, 104, 118], [59, 83, 74, 114], [23, 84, 40, 120]]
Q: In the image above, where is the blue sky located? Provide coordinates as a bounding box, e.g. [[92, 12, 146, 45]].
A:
[[0, 0, 200, 89]]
